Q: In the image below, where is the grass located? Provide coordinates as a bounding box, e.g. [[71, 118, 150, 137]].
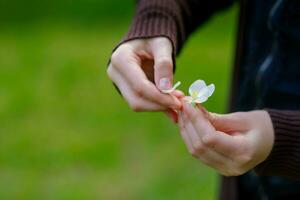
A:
[[0, 6, 237, 200]]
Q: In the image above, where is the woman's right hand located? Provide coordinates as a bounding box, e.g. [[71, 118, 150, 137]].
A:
[[178, 102, 274, 176], [107, 37, 182, 112]]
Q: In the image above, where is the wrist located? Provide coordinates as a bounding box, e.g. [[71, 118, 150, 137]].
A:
[[259, 110, 275, 162]]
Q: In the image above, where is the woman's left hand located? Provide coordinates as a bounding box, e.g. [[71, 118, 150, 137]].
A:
[[178, 102, 274, 176]]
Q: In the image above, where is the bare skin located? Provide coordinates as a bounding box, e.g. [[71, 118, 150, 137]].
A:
[[178, 102, 274, 176], [107, 37, 182, 114], [108, 37, 275, 175]]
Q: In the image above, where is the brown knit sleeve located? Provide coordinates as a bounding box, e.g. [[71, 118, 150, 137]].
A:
[[255, 109, 300, 179], [114, 0, 234, 55]]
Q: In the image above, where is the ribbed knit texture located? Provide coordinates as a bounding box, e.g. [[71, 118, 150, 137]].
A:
[[122, 0, 181, 54], [255, 109, 300, 179], [114, 0, 233, 55]]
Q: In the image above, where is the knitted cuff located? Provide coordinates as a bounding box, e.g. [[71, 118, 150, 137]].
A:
[[255, 109, 300, 179]]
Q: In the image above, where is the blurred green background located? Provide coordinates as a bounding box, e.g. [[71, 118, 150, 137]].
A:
[[0, 1, 237, 199]]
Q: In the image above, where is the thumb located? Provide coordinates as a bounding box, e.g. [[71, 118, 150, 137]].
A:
[[150, 38, 174, 91], [208, 112, 247, 133]]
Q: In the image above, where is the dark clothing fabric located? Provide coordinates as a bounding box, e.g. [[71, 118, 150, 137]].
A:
[[114, 0, 234, 64], [226, 0, 300, 199], [233, 0, 300, 112], [113, 0, 300, 199]]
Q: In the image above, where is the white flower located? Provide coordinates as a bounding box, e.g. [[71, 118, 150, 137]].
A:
[[184, 80, 215, 105], [161, 81, 181, 94]]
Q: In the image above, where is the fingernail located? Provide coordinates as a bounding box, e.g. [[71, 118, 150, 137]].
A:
[[159, 77, 171, 90]]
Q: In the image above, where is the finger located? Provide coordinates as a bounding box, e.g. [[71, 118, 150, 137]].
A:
[[178, 111, 195, 154], [171, 90, 185, 98], [141, 81, 182, 109], [112, 55, 181, 109], [183, 102, 243, 157], [164, 109, 178, 123], [150, 38, 173, 91], [107, 65, 166, 111], [197, 148, 231, 173], [208, 112, 248, 132], [183, 102, 215, 135], [202, 130, 244, 158], [181, 110, 205, 155], [181, 111, 231, 169]]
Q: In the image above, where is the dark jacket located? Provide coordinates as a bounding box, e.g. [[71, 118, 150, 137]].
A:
[[225, 1, 300, 199], [112, 0, 300, 199]]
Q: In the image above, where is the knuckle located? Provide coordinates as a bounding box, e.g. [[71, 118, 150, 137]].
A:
[[110, 51, 122, 66], [156, 57, 172, 68], [111, 46, 130, 67]]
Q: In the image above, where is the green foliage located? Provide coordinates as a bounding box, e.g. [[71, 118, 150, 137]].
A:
[[0, 0, 134, 24], [0, 3, 237, 200]]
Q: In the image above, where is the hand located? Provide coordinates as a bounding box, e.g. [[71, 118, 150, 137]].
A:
[[107, 37, 182, 112], [178, 102, 274, 176]]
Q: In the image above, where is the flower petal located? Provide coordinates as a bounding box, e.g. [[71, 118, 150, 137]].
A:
[[194, 95, 208, 103], [207, 84, 215, 97], [196, 83, 215, 98], [188, 80, 206, 96], [196, 87, 208, 98], [195, 83, 215, 104]]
